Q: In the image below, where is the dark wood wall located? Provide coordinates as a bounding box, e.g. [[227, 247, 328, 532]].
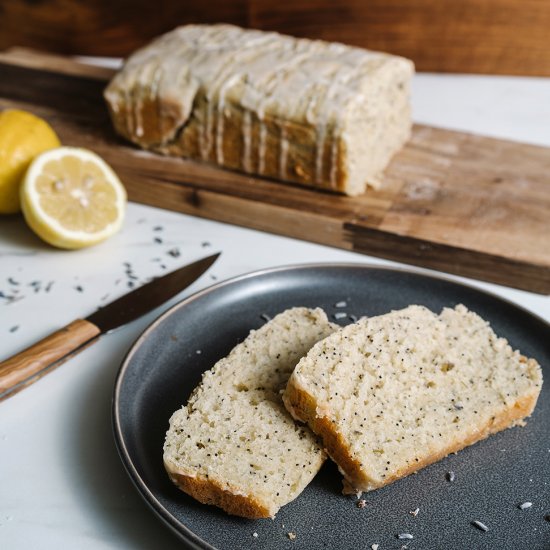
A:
[[1, 0, 549, 76]]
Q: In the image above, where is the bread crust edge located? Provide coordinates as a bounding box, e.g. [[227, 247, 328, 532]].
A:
[[164, 460, 275, 519], [283, 377, 542, 493]]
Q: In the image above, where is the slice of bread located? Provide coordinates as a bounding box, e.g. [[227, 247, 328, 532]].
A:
[[283, 304, 543, 493], [163, 307, 338, 518]]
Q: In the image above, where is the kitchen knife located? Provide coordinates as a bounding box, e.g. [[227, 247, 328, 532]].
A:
[[0, 253, 220, 401]]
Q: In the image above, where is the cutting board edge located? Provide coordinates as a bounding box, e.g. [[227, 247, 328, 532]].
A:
[[343, 222, 550, 294], [126, 176, 550, 295]]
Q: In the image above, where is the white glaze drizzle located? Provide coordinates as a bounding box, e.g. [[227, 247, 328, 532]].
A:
[[279, 127, 289, 179], [242, 110, 252, 172], [215, 74, 241, 164], [204, 69, 228, 160], [252, 47, 316, 177], [149, 64, 163, 141], [313, 47, 371, 187], [329, 136, 339, 187], [123, 79, 134, 137], [132, 60, 155, 138], [203, 27, 274, 162], [257, 107, 267, 175]]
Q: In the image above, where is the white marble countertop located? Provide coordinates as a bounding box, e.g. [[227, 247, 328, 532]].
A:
[[1, 71, 549, 549]]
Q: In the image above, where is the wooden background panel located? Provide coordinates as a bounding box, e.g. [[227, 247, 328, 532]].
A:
[[0, 0, 247, 56], [1, 0, 550, 75], [250, 0, 550, 76]]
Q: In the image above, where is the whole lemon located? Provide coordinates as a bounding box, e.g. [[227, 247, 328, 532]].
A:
[[0, 109, 61, 214]]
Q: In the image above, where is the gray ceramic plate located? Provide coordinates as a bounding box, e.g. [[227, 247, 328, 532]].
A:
[[113, 264, 550, 550]]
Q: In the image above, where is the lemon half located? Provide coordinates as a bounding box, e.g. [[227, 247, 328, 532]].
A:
[[0, 109, 61, 214], [21, 147, 127, 249]]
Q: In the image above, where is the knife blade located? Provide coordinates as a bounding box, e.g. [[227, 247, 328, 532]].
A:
[[0, 253, 220, 402]]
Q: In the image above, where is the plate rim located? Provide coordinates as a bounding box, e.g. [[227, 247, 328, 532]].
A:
[[111, 261, 549, 549]]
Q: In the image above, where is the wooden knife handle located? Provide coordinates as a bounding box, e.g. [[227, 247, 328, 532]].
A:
[[0, 319, 101, 401]]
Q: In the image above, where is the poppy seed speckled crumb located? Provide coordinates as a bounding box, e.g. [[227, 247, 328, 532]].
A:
[[283, 304, 543, 494], [163, 308, 338, 518]]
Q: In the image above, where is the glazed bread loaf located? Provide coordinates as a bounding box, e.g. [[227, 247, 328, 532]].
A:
[[283, 305, 543, 493], [163, 307, 337, 518], [104, 24, 414, 196]]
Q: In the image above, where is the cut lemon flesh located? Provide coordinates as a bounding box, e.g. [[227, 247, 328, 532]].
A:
[[21, 147, 126, 249], [0, 109, 61, 214]]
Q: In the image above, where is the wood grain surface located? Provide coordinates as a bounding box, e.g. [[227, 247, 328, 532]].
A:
[[1, 0, 550, 75], [0, 319, 101, 400], [0, 49, 548, 293]]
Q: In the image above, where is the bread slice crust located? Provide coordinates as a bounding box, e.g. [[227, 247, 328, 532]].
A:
[[165, 467, 272, 519], [284, 377, 540, 492]]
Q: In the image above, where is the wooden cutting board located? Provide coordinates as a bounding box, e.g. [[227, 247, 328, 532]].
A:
[[1, 48, 549, 293]]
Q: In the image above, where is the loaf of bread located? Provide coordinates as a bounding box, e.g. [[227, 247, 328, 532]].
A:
[[163, 307, 337, 518], [283, 304, 543, 493], [104, 24, 414, 196]]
